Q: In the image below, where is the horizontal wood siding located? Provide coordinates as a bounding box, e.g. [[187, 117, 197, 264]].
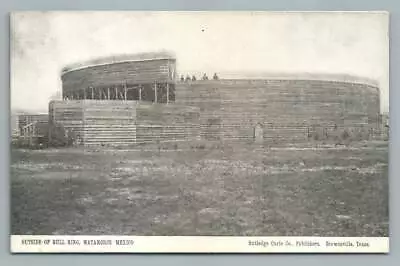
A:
[[82, 101, 136, 146], [136, 103, 200, 144], [62, 59, 176, 97], [49, 100, 137, 146], [49, 101, 85, 142], [176, 79, 381, 143]]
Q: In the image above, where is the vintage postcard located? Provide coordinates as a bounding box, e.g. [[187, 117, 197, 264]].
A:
[[10, 11, 389, 253]]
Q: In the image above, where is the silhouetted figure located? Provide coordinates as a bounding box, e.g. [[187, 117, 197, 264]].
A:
[[180, 75, 185, 82], [192, 75, 197, 81], [185, 75, 191, 82], [213, 73, 219, 80], [202, 73, 209, 80]]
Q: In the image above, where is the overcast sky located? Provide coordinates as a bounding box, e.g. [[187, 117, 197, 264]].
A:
[[11, 11, 389, 113]]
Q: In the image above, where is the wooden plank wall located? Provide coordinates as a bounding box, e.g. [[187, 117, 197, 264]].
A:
[[49, 101, 85, 144], [136, 103, 200, 144], [62, 59, 176, 98], [50, 100, 200, 147], [50, 78, 382, 147], [49, 100, 137, 146], [176, 79, 381, 143], [82, 100, 136, 146]]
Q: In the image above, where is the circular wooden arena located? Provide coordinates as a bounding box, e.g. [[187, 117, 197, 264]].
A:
[[55, 52, 383, 146], [175, 77, 381, 143], [61, 51, 177, 103]]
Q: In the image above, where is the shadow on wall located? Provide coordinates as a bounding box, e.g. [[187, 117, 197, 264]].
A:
[[48, 123, 77, 147]]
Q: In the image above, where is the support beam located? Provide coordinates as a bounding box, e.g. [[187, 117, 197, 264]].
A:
[[124, 83, 127, 101], [115, 87, 118, 100], [166, 83, 169, 104], [154, 82, 157, 103], [91, 87, 94, 99], [139, 86, 142, 101], [107, 88, 110, 100]]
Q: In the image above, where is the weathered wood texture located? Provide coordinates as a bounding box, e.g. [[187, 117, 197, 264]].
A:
[[62, 58, 176, 99], [136, 103, 200, 144], [49, 100, 200, 146], [81, 101, 137, 146], [49, 76, 382, 146], [176, 79, 381, 143], [49, 100, 136, 146], [49, 101, 85, 144]]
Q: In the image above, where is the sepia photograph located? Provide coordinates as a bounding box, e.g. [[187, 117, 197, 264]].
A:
[[10, 11, 389, 253]]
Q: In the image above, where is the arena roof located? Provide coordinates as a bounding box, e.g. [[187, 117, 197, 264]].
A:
[[62, 51, 176, 75]]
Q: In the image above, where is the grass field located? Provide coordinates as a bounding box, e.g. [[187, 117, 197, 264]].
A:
[[11, 141, 389, 236]]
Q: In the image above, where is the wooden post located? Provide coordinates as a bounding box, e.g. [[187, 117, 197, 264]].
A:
[[139, 86, 142, 101], [124, 83, 127, 101], [29, 126, 32, 146], [154, 82, 157, 103], [115, 87, 118, 100], [166, 83, 169, 104], [91, 87, 94, 99], [107, 88, 110, 100]]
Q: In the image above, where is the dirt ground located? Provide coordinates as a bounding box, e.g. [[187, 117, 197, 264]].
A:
[[10, 141, 389, 236]]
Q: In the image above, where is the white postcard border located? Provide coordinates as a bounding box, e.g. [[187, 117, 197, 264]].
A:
[[10, 235, 389, 253]]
